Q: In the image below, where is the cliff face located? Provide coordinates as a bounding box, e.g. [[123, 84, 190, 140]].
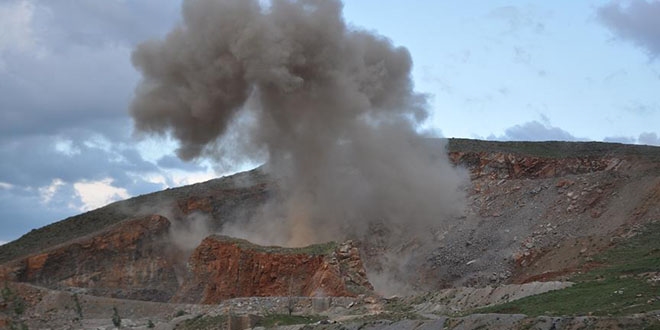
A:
[[448, 150, 626, 221], [0, 215, 181, 301], [448, 151, 621, 181], [440, 146, 660, 285], [0, 216, 374, 303], [175, 236, 373, 304]]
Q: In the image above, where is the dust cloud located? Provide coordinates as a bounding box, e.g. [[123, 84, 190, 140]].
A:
[[169, 212, 212, 251], [130, 0, 467, 293]]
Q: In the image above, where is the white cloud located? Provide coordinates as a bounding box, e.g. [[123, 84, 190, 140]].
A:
[[135, 135, 184, 164], [603, 136, 636, 144], [0, 182, 13, 189], [73, 178, 130, 211], [638, 132, 660, 146], [168, 170, 217, 187], [488, 120, 582, 142], [54, 138, 81, 156], [142, 173, 169, 188], [38, 178, 64, 203], [0, 240, 6, 246], [603, 132, 660, 146]]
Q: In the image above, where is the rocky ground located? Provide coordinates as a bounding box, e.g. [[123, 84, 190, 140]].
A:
[[1, 139, 659, 329], [0, 280, 593, 329]]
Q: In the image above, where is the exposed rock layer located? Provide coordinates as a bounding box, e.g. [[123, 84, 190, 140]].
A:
[[175, 236, 373, 303], [0, 215, 179, 301], [440, 142, 660, 285], [0, 216, 374, 303]]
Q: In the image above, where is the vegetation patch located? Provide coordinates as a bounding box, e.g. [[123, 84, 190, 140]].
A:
[[384, 297, 414, 314], [1, 284, 28, 330], [350, 312, 425, 324], [254, 313, 326, 327], [174, 314, 227, 330], [474, 222, 660, 316], [348, 299, 425, 324]]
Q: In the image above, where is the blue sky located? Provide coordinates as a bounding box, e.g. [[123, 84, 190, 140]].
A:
[[343, 1, 660, 141], [0, 0, 659, 244]]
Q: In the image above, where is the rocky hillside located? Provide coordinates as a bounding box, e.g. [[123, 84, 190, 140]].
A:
[[174, 237, 372, 303], [0, 215, 179, 302], [1, 138, 659, 329], [0, 218, 372, 305], [430, 139, 660, 286], [0, 169, 271, 265]]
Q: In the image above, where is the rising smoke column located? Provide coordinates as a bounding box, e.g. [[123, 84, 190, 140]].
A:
[[130, 0, 466, 247]]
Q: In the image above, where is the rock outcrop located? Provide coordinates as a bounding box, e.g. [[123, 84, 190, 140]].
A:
[[174, 236, 373, 304], [0, 215, 375, 304], [439, 141, 660, 285], [448, 150, 619, 181], [0, 215, 180, 301]]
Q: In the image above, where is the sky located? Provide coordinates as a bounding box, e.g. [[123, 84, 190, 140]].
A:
[[1, 0, 659, 244]]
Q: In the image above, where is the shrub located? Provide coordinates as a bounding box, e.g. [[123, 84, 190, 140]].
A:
[[112, 307, 121, 328]]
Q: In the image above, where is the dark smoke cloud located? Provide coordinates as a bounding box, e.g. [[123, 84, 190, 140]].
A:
[[598, 0, 660, 58], [130, 0, 466, 249]]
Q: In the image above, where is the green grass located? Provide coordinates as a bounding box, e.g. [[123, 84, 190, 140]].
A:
[[340, 298, 425, 323], [348, 312, 425, 324], [174, 314, 227, 330], [474, 222, 660, 316], [174, 313, 325, 329], [254, 314, 326, 327], [477, 276, 659, 316], [384, 297, 414, 314]]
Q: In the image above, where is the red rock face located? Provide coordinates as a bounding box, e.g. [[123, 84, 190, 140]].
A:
[[0, 216, 374, 304], [449, 151, 614, 180], [1, 215, 180, 301], [174, 236, 373, 304], [176, 182, 270, 216], [177, 196, 214, 214]]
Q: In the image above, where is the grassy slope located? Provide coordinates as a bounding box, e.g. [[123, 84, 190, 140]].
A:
[[254, 314, 326, 328], [174, 315, 227, 330], [173, 314, 325, 330], [474, 221, 660, 316]]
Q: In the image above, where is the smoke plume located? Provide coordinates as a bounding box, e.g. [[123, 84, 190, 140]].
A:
[[130, 0, 466, 257]]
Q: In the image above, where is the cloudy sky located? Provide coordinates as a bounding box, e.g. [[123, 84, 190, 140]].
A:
[[1, 0, 659, 244]]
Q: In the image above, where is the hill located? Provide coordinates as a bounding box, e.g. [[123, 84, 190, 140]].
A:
[[1, 138, 660, 329]]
